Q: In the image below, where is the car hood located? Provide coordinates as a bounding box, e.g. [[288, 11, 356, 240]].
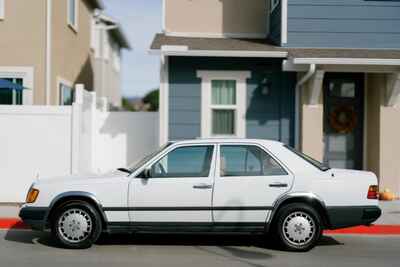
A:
[[34, 170, 128, 186]]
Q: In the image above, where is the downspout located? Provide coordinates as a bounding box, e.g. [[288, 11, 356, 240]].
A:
[[45, 0, 52, 105], [296, 63, 316, 91], [294, 63, 316, 150]]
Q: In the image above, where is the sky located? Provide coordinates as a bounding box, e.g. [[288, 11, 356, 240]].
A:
[[103, 0, 162, 97]]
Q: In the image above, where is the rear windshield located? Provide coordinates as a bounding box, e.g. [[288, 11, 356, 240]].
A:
[[284, 145, 330, 172]]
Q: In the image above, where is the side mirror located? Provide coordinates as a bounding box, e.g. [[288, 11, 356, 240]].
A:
[[142, 168, 151, 179]]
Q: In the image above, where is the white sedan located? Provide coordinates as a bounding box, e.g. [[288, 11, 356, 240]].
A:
[[20, 139, 381, 251]]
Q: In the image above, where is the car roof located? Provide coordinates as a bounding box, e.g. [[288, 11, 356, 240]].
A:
[[170, 138, 284, 146]]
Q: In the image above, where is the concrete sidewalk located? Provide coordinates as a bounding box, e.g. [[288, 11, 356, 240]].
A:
[[0, 201, 398, 224], [0, 203, 21, 218], [375, 200, 400, 225]]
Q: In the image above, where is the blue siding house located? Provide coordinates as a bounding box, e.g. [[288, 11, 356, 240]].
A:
[[286, 0, 400, 48], [151, 0, 400, 197]]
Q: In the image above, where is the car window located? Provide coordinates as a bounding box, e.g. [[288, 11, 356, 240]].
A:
[[150, 146, 214, 178], [284, 145, 330, 171], [220, 145, 287, 177]]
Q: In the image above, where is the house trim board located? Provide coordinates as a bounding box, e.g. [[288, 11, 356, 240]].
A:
[[159, 55, 169, 146], [150, 48, 288, 58]]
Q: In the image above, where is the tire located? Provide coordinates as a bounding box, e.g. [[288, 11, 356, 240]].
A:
[[274, 203, 322, 252], [51, 201, 102, 249]]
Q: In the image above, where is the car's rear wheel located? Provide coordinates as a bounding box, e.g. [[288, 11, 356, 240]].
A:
[[274, 203, 322, 252], [51, 201, 102, 249]]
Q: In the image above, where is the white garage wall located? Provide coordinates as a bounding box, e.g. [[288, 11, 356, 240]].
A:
[[0, 106, 73, 202], [0, 85, 159, 203]]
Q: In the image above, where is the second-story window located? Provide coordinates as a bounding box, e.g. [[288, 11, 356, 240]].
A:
[[68, 0, 78, 31], [0, 0, 5, 20]]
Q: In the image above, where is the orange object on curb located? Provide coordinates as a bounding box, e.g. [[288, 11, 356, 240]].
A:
[[380, 189, 395, 201]]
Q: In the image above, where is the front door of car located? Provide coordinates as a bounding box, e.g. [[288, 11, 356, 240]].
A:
[[129, 144, 216, 224], [212, 144, 293, 224]]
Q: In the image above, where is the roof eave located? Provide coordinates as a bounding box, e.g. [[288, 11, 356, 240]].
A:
[[88, 0, 105, 10], [149, 47, 288, 58], [111, 27, 132, 50], [293, 57, 400, 66]]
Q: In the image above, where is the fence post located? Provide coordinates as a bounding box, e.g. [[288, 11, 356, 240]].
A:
[[71, 84, 84, 174]]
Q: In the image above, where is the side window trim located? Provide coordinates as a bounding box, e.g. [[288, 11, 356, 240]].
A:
[[217, 143, 289, 178], [138, 144, 217, 179]]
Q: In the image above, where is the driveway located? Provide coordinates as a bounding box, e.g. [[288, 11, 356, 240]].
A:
[[1, 230, 399, 267]]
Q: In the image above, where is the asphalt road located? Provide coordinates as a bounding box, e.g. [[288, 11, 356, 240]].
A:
[[1, 230, 399, 267]]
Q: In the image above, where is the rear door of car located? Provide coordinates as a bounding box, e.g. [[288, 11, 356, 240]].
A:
[[212, 143, 294, 226]]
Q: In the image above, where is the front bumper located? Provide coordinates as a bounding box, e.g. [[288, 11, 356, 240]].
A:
[[19, 206, 49, 231], [327, 205, 382, 229]]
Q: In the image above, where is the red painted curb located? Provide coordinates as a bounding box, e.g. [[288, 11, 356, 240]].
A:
[[1, 219, 400, 234], [324, 225, 400, 235], [0, 219, 29, 230]]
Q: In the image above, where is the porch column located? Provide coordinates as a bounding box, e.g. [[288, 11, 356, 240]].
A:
[[300, 71, 325, 161], [379, 73, 400, 196]]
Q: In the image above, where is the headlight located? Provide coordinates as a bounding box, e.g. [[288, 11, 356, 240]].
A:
[[26, 187, 39, 203]]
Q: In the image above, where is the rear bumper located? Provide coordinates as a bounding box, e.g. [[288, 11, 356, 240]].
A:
[[19, 206, 49, 231], [326, 205, 381, 229]]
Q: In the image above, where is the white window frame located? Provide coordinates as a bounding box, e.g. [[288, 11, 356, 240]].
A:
[[197, 71, 251, 138], [0, 0, 5, 20], [0, 66, 34, 105], [67, 0, 78, 32], [271, 0, 280, 12], [57, 77, 73, 105]]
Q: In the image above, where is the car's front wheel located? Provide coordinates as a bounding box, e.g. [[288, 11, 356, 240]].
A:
[[274, 203, 322, 252], [51, 201, 102, 249]]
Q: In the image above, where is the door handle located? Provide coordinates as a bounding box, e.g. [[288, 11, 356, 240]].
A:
[[193, 183, 213, 189], [269, 182, 288, 188]]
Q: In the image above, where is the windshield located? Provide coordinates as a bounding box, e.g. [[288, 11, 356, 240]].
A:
[[127, 142, 173, 173], [284, 145, 330, 172]]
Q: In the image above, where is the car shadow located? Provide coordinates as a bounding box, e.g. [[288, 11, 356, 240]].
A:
[[4, 228, 343, 251]]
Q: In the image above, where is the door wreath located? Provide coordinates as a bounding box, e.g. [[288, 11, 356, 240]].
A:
[[329, 106, 357, 134]]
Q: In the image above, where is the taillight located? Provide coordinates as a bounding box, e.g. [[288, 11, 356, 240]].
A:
[[367, 185, 379, 199]]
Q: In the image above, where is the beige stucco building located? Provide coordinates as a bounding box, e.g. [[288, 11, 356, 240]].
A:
[[152, 0, 400, 197], [0, 0, 130, 108]]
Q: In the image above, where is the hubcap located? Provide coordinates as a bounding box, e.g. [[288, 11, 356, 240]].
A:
[[58, 208, 92, 243], [282, 211, 315, 246]]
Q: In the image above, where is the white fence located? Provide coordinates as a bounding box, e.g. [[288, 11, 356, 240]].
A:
[[0, 85, 159, 202]]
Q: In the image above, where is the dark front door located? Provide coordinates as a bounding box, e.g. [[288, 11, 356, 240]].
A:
[[323, 73, 364, 170]]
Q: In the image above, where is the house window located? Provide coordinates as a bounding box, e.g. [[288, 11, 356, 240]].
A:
[[271, 0, 280, 12], [0, 0, 5, 20], [0, 78, 23, 105], [211, 80, 237, 135], [59, 83, 73, 105], [67, 0, 78, 31], [197, 71, 251, 138]]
